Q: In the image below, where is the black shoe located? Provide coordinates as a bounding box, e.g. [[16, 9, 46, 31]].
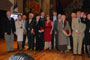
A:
[[51, 48, 54, 50], [46, 48, 49, 51], [11, 50, 15, 52], [39, 49, 43, 51], [73, 54, 77, 56], [27, 48, 31, 50], [35, 50, 39, 51], [35, 49, 39, 51], [32, 48, 34, 51], [70, 49, 73, 52], [22, 47, 25, 49], [78, 54, 83, 56], [82, 51, 84, 54], [88, 54, 90, 58], [56, 49, 59, 51], [8, 51, 10, 53]]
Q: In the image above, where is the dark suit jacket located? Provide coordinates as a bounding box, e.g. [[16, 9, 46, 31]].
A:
[[67, 18, 72, 32], [40, 17, 46, 30], [2, 17, 16, 35], [26, 20, 34, 34], [81, 18, 90, 45], [81, 18, 90, 35], [54, 20, 58, 32]]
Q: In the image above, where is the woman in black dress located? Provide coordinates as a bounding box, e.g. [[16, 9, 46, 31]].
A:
[[34, 15, 44, 51], [81, 14, 90, 58]]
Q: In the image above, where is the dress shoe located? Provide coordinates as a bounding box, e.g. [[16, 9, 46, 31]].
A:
[[73, 54, 77, 56], [32, 48, 34, 51], [78, 54, 83, 56], [8, 51, 10, 53], [27, 48, 31, 50], [46, 48, 49, 51], [22, 47, 25, 49], [35, 49, 39, 51], [11, 50, 15, 52], [88, 54, 90, 58]]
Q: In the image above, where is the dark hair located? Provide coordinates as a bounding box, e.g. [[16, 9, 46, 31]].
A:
[[9, 53, 35, 60], [18, 14, 22, 17], [35, 14, 40, 20], [22, 14, 26, 16], [53, 10, 57, 13], [62, 15, 67, 27], [64, 20, 67, 27], [35, 14, 40, 17]]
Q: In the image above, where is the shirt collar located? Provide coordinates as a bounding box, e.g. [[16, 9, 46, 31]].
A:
[[41, 16, 44, 18], [8, 17, 11, 20]]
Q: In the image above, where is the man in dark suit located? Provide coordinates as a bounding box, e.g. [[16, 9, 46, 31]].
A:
[[2, 11, 16, 53], [51, 11, 58, 50], [26, 13, 35, 50], [81, 12, 88, 54], [39, 11, 46, 50]]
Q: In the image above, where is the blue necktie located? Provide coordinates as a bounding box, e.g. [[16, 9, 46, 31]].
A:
[[78, 18, 81, 23]]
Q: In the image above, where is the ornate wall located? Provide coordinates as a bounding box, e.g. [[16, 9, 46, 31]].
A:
[[17, 0, 23, 13], [0, 0, 12, 11], [42, 0, 50, 15], [0, 0, 23, 13], [64, 0, 83, 18]]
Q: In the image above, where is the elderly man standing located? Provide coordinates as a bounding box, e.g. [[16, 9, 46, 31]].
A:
[[22, 15, 27, 49], [72, 11, 86, 56], [26, 13, 35, 50], [2, 11, 16, 53]]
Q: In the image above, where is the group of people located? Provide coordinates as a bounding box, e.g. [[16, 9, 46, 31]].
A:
[[1, 10, 90, 58]]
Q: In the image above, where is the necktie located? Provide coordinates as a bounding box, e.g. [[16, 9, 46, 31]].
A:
[[78, 18, 81, 23]]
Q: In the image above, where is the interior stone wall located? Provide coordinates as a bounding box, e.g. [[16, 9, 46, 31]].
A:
[[17, 0, 23, 13], [0, 0, 23, 13], [0, 0, 12, 11], [42, 0, 50, 15]]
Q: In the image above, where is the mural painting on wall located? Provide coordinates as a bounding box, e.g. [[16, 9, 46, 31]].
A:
[[25, 0, 40, 15]]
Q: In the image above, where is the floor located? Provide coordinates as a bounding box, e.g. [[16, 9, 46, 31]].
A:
[[0, 39, 90, 60]]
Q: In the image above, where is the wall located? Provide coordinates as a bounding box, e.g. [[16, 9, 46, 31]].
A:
[[0, 0, 23, 13], [0, 0, 12, 11], [17, 0, 23, 13], [42, 0, 50, 15]]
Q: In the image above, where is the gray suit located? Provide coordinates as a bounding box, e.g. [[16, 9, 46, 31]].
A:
[[72, 18, 86, 54]]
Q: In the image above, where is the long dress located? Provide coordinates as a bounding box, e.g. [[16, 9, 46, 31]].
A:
[[34, 20, 43, 50], [44, 20, 52, 42], [57, 20, 71, 50]]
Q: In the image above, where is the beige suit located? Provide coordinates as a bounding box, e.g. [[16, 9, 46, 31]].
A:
[[72, 18, 86, 54]]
